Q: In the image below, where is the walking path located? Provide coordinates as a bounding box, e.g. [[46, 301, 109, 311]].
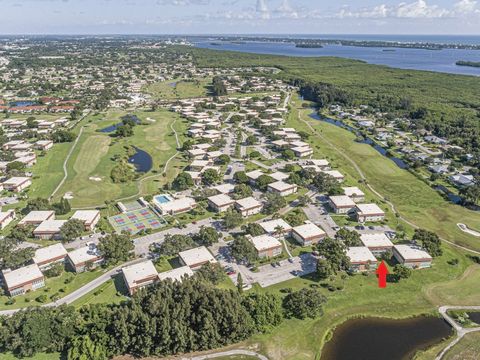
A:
[[49, 125, 85, 201], [297, 107, 480, 256], [182, 349, 268, 360], [457, 223, 480, 237], [436, 305, 480, 360]]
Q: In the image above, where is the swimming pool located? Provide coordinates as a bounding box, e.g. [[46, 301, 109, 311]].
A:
[[154, 194, 172, 204]]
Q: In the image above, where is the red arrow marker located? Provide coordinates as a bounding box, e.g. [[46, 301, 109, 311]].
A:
[[376, 260, 389, 288]]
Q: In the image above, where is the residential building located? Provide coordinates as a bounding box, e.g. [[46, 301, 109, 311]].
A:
[[66, 243, 104, 273], [2, 177, 32, 192], [18, 210, 55, 226], [328, 195, 356, 214], [207, 194, 235, 213], [2, 264, 45, 297], [154, 197, 197, 215], [343, 187, 365, 202], [0, 209, 15, 230], [354, 203, 385, 223], [234, 197, 263, 217], [360, 233, 394, 256], [179, 246, 217, 271], [322, 170, 345, 182], [245, 170, 265, 185], [71, 210, 100, 231], [267, 181, 298, 197], [393, 245, 432, 269], [34, 140, 53, 151], [158, 266, 194, 283], [259, 218, 292, 237], [122, 260, 159, 295], [250, 235, 283, 258], [291, 222, 326, 246], [346, 247, 378, 272], [292, 146, 313, 158], [32, 243, 68, 269], [33, 220, 67, 240]]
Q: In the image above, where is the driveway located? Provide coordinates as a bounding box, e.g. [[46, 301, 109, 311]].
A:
[[303, 203, 338, 238]]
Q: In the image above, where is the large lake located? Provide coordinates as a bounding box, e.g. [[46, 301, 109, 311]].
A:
[[321, 317, 452, 360], [194, 40, 480, 76]]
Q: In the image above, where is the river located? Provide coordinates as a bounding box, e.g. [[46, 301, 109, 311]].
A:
[[194, 40, 480, 76], [321, 317, 452, 360]]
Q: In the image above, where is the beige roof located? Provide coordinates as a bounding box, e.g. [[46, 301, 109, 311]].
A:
[[394, 245, 432, 261], [360, 233, 394, 248], [269, 171, 289, 181], [308, 159, 329, 167], [19, 210, 55, 224], [33, 220, 67, 234], [158, 266, 194, 282], [268, 180, 296, 192], [346, 247, 377, 263], [343, 186, 365, 198], [71, 210, 99, 224], [259, 218, 292, 234], [322, 170, 344, 179], [246, 170, 264, 180], [212, 183, 235, 194], [158, 197, 196, 213], [292, 222, 325, 239], [33, 243, 67, 265], [329, 195, 356, 208], [3, 264, 43, 289], [2, 177, 31, 186], [235, 197, 262, 210], [122, 260, 158, 289], [208, 194, 235, 207], [67, 244, 102, 265], [250, 235, 282, 252], [179, 246, 216, 267], [355, 203, 385, 215]]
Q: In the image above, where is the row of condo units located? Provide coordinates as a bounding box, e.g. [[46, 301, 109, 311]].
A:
[[1, 117, 69, 133], [0, 176, 32, 193], [220, 76, 290, 94], [0, 140, 55, 172], [270, 128, 315, 158], [0, 241, 104, 297]]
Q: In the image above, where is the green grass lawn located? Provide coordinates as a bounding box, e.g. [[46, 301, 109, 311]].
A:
[[444, 332, 480, 360], [72, 274, 127, 308], [143, 78, 212, 100], [50, 108, 186, 208], [0, 353, 61, 360]]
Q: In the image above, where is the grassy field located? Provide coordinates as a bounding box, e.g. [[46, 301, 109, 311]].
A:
[[143, 78, 212, 100], [0, 353, 61, 360], [72, 275, 127, 308], [444, 332, 480, 360], [48, 108, 187, 208]]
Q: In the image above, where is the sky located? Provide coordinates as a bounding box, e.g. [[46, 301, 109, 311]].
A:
[[0, 0, 479, 35]]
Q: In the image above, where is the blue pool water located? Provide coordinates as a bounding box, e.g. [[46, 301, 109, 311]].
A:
[[154, 195, 171, 204]]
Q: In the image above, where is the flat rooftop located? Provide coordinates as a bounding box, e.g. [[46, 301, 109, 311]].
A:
[[158, 266, 194, 282], [356, 203, 385, 215], [235, 197, 262, 210], [208, 194, 235, 207], [122, 260, 158, 288], [71, 210, 100, 224], [250, 235, 282, 252], [33, 243, 67, 265], [259, 218, 292, 234], [329, 195, 356, 208], [19, 210, 55, 225], [394, 244, 432, 261], [3, 264, 43, 289], [33, 220, 67, 233], [292, 222, 325, 239], [268, 180, 296, 192], [179, 246, 216, 267], [343, 186, 365, 198], [67, 244, 102, 265], [346, 246, 377, 263]]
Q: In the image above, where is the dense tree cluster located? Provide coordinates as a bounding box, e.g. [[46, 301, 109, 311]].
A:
[[412, 229, 443, 257]]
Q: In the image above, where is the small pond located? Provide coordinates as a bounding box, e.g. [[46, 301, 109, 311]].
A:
[[9, 100, 38, 107], [309, 111, 408, 169], [99, 114, 141, 133], [128, 146, 152, 173], [321, 317, 452, 360]]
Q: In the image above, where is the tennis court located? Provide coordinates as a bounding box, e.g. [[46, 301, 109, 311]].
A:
[[108, 208, 165, 234]]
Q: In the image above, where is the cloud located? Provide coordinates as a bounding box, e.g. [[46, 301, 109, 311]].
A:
[[395, 0, 449, 18], [256, 0, 270, 19], [274, 0, 299, 19], [453, 0, 480, 14]]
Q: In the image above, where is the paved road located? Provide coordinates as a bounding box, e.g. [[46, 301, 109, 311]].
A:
[[303, 203, 337, 238], [436, 305, 480, 360], [0, 258, 144, 316]]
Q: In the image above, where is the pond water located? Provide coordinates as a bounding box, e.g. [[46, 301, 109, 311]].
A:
[[99, 114, 141, 133], [128, 146, 152, 173], [467, 312, 480, 325], [434, 185, 463, 204], [309, 111, 408, 169], [168, 82, 177, 87], [321, 317, 452, 360]]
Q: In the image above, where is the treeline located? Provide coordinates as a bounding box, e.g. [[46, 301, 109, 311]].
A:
[[293, 80, 353, 108], [0, 277, 326, 359], [211, 76, 227, 96]]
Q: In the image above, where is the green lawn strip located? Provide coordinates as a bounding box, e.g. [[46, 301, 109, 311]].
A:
[[0, 353, 60, 360], [143, 78, 212, 100], [72, 275, 127, 308], [443, 332, 480, 360]]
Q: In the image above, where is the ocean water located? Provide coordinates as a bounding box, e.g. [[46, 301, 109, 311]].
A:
[[194, 36, 480, 76]]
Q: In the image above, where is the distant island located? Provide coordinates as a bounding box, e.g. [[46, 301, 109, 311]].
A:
[[456, 60, 480, 68], [295, 43, 323, 48], [216, 36, 480, 51]]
